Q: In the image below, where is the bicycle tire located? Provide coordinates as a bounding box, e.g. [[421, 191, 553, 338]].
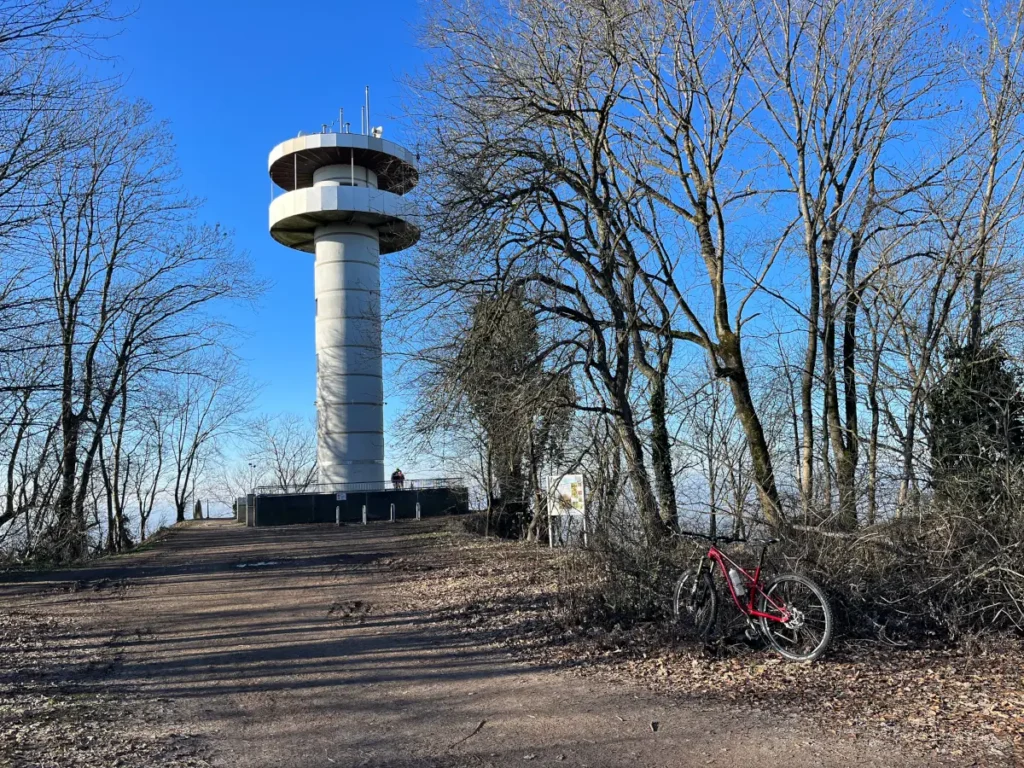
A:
[[757, 573, 833, 662], [673, 569, 717, 639]]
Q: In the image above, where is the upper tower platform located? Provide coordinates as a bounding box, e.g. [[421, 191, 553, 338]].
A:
[[268, 132, 420, 254], [269, 132, 418, 193]]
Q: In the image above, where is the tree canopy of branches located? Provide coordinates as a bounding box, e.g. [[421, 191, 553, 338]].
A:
[[0, 2, 258, 562], [392, 0, 1024, 537]]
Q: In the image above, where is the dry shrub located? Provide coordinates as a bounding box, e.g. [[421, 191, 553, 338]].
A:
[[542, 490, 1024, 647], [793, 496, 1024, 644], [458, 510, 491, 536], [550, 508, 704, 629]]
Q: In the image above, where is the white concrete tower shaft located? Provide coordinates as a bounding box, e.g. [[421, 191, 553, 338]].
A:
[[314, 221, 382, 484], [268, 133, 418, 487]]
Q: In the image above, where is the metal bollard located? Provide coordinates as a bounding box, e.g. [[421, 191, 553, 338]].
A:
[[335, 505, 340, 526], [389, 503, 395, 522], [415, 502, 421, 521], [362, 505, 367, 525]]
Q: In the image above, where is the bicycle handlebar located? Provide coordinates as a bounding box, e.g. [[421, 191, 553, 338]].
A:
[[675, 530, 780, 547], [675, 529, 745, 544]]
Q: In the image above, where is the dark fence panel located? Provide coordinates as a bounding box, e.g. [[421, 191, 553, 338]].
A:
[[253, 486, 469, 527]]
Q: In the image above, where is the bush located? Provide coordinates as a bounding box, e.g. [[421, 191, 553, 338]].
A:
[[542, 486, 1024, 647], [795, 489, 1024, 643]]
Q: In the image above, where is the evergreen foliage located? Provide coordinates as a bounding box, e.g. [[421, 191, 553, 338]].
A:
[[457, 290, 572, 537], [927, 342, 1024, 502]]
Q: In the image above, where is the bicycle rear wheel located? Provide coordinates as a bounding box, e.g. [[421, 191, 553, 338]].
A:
[[673, 569, 717, 639], [757, 573, 833, 662]]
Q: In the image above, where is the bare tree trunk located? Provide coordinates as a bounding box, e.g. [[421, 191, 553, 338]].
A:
[[99, 437, 114, 552], [866, 317, 883, 525], [800, 260, 819, 522], [484, 441, 493, 538], [840, 254, 864, 529], [57, 406, 83, 558], [108, 374, 132, 551], [526, 427, 545, 542], [823, 295, 857, 530], [821, 397, 832, 511], [648, 364, 677, 530], [718, 333, 784, 526]]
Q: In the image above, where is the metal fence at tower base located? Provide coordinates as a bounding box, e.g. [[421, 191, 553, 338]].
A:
[[244, 479, 468, 527], [253, 477, 461, 497]]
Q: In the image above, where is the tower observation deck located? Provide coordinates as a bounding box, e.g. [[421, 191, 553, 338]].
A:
[[268, 130, 419, 486]]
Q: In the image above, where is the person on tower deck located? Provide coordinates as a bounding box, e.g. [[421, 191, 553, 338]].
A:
[[391, 468, 405, 490]]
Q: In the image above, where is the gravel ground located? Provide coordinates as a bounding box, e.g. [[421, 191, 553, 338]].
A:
[[0, 519, 1010, 767], [400, 529, 1023, 765], [0, 602, 211, 767]]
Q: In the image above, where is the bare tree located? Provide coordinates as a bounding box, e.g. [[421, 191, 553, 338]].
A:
[[166, 362, 251, 524], [0, 2, 263, 561], [130, 409, 165, 541], [406, 0, 792, 529], [214, 454, 264, 511], [408, 0, 675, 537], [737, 0, 950, 527], [25, 95, 257, 557], [250, 414, 317, 492]]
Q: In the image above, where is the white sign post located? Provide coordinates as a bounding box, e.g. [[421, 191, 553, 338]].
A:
[[547, 473, 587, 548]]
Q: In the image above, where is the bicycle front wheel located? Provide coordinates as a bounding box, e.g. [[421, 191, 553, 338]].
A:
[[673, 569, 717, 639], [757, 574, 833, 662]]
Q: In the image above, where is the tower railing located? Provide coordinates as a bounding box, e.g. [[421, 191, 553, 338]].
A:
[[253, 477, 463, 497]]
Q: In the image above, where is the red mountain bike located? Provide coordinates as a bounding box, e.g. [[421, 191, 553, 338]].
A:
[[673, 531, 833, 662]]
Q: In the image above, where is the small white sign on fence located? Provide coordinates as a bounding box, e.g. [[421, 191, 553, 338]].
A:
[[547, 473, 587, 548], [335, 492, 347, 501]]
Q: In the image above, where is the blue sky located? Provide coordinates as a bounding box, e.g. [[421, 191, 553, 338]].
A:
[[102, 0, 427, 469]]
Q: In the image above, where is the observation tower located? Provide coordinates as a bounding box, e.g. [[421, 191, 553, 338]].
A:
[[268, 110, 418, 487]]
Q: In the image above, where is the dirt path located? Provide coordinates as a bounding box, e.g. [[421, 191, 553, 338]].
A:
[[1, 520, 945, 767]]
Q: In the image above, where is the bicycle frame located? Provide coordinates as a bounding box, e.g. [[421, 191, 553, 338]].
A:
[[698, 544, 792, 624]]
